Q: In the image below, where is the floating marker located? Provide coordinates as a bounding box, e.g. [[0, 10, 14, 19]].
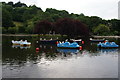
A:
[[36, 48, 40, 51], [79, 46, 83, 50], [82, 41, 84, 44]]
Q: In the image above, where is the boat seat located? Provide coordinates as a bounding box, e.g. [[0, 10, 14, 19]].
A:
[[111, 42, 116, 45], [64, 42, 70, 45], [105, 42, 111, 45]]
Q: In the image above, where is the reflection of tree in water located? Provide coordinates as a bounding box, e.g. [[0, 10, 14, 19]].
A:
[[45, 52, 57, 60], [83, 41, 98, 53]]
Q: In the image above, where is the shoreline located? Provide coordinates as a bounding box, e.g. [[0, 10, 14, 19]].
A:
[[1, 34, 120, 38], [93, 36, 120, 38], [1, 34, 38, 36]]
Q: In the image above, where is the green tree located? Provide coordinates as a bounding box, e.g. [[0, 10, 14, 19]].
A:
[[108, 19, 120, 35], [14, 1, 27, 7], [22, 5, 43, 22], [8, 27, 16, 34], [25, 20, 34, 33], [93, 24, 110, 36], [12, 7, 27, 22], [18, 26, 26, 33], [7, 2, 14, 7], [2, 27, 7, 34], [2, 7, 14, 28], [45, 8, 70, 22]]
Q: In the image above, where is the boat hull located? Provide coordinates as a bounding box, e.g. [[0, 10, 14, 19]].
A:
[[90, 40, 105, 42], [20, 44, 31, 46], [57, 47, 80, 49], [12, 43, 20, 45], [98, 46, 119, 48], [39, 40, 58, 44]]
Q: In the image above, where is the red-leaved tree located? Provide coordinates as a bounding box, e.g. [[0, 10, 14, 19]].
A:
[[34, 20, 53, 34], [54, 18, 89, 37]]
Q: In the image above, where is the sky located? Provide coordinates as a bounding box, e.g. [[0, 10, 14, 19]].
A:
[[1, 0, 120, 20]]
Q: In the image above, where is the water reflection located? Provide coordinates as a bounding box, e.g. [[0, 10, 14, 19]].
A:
[[38, 44, 57, 53], [3, 40, 119, 66], [97, 48, 119, 53], [12, 45, 31, 49], [57, 49, 79, 53], [2, 36, 119, 78]]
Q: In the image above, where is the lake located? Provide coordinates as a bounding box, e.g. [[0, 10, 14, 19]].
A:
[[2, 36, 120, 78]]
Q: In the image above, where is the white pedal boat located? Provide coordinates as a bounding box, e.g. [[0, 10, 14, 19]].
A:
[[12, 40, 31, 46]]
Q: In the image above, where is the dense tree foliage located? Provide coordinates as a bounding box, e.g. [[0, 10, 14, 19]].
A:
[[2, 1, 120, 36], [34, 18, 89, 37], [55, 18, 89, 37], [2, 5, 15, 28], [34, 20, 53, 34], [93, 24, 110, 36]]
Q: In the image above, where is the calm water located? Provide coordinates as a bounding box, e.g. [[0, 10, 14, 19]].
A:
[[2, 36, 120, 78]]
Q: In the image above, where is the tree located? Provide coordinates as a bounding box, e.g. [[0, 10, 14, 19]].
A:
[[55, 18, 89, 37], [8, 27, 16, 34], [14, 1, 27, 7], [45, 8, 70, 22], [34, 20, 53, 34], [22, 5, 43, 22], [7, 2, 14, 7], [74, 19, 89, 37], [25, 20, 34, 33], [18, 26, 26, 33], [12, 7, 27, 22], [108, 19, 120, 35], [55, 18, 74, 36], [2, 7, 14, 28], [93, 24, 110, 36]]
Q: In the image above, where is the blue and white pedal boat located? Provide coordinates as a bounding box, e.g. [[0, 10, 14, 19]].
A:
[[97, 42, 119, 48], [57, 42, 81, 49]]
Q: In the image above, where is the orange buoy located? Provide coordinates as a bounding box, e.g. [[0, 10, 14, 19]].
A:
[[36, 48, 40, 51], [82, 41, 84, 44], [79, 46, 83, 50]]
